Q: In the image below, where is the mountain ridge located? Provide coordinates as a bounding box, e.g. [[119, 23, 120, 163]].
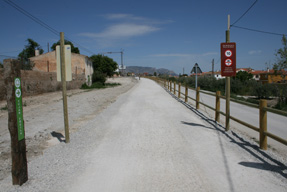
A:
[[126, 66, 177, 76]]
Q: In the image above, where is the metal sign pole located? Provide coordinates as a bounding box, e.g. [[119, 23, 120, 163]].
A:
[[195, 64, 198, 89], [225, 15, 231, 131]]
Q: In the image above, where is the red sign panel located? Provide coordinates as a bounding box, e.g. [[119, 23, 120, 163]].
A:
[[221, 42, 236, 76]]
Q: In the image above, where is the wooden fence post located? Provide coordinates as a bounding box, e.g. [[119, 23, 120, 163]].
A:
[[178, 83, 181, 98], [260, 99, 267, 150], [173, 82, 175, 95], [170, 81, 172, 92], [196, 87, 200, 109], [215, 91, 221, 122], [185, 84, 188, 102], [4, 59, 28, 185]]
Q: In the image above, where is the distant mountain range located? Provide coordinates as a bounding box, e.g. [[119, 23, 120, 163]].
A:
[[126, 66, 177, 76]]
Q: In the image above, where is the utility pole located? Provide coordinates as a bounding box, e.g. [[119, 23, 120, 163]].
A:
[[183, 67, 185, 75], [212, 59, 214, 77], [225, 15, 231, 131], [121, 49, 124, 75], [103, 50, 124, 76]]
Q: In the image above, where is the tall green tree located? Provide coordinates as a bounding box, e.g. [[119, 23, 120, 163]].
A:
[[18, 38, 44, 70], [51, 40, 80, 54], [274, 35, 287, 71], [234, 71, 253, 82], [90, 54, 118, 77]]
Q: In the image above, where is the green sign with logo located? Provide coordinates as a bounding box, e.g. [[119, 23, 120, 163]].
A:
[[14, 78, 24, 141]]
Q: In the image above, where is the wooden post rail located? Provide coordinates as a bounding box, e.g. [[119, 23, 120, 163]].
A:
[[178, 83, 181, 98], [215, 91, 221, 122], [196, 87, 200, 110], [174, 82, 176, 95], [185, 84, 188, 103], [260, 100, 267, 150], [152, 78, 287, 151]]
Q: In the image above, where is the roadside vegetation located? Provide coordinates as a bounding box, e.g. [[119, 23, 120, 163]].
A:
[[160, 35, 287, 111], [81, 54, 120, 90], [159, 74, 287, 111], [81, 82, 120, 89]]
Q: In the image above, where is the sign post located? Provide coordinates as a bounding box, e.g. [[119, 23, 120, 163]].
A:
[[191, 63, 202, 89], [4, 59, 28, 185], [221, 15, 237, 131], [56, 32, 71, 143], [221, 42, 236, 77]]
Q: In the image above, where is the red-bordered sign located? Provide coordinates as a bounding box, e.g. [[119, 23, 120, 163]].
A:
[[221, 42, 236, 76]]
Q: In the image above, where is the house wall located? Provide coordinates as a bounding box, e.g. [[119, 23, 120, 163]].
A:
[[0, 68, 4, 100], [268, 74, 287, 83], [30, 51, 57, 72], [0, 69, 85, 101], [260, 73, 287, 84], [30, 51, 93, 84]]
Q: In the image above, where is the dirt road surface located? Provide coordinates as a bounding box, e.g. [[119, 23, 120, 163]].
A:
[[0, 78, 286, 191], [0, 77, 136, 182]]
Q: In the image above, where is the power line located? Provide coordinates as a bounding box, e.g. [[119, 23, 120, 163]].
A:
[[231, 0, 258, 26], [232, 25, 286, 36], [3, 0, 96, 55], [230, 0, 286, 37], [3, 0, 59, 36]]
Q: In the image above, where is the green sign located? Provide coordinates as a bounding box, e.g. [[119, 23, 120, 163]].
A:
[[14, 78, 25, 141]]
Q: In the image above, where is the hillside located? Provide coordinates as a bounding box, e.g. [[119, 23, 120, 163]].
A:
[[126, 66, 177, 76]]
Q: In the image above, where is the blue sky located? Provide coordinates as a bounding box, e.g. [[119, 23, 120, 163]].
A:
[[1, 0, 286, 74]]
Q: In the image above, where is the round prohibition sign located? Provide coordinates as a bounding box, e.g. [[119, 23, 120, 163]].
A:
[[225, 50, 232, 57], [225, 59, 232, 66]]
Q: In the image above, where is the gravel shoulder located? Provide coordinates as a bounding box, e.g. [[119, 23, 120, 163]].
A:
[[0, 78, 286, 192], [0, 77, 137, 182]]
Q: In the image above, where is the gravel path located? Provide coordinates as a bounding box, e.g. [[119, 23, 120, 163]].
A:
[[1, 78, 287, 191], [0, 77, 137, 182]]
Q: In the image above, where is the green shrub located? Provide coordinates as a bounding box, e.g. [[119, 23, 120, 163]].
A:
[[81, 83, 90, 89], [92, 71, 106, 84]]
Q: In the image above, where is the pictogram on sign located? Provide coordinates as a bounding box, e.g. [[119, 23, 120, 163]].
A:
[[225, 50, 232, 57], [225, 59, 232, 66]]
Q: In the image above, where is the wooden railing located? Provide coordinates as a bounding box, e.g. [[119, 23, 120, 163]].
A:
[[146, 77, 287, 150]]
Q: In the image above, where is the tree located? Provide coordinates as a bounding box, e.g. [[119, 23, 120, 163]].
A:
[[275, 35, 287, 70], [51, 40, 80, 54], [0, 62, 3, 68], [18, 38, 44, 70], [273, 35, 287, 83], [90, 54, 118, 77], [234, 71, 253, 82]]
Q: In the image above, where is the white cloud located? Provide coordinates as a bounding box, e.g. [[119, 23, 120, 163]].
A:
[[151, 53, 192, 57], [80, 23, 160, 39], [104, 13, 173, 24], [202, 52, 218, 56], [248, 50, 262, 55], [104, 14, 145, 21], [78, 13, 171, 48], [151, 52, 218, 57]]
